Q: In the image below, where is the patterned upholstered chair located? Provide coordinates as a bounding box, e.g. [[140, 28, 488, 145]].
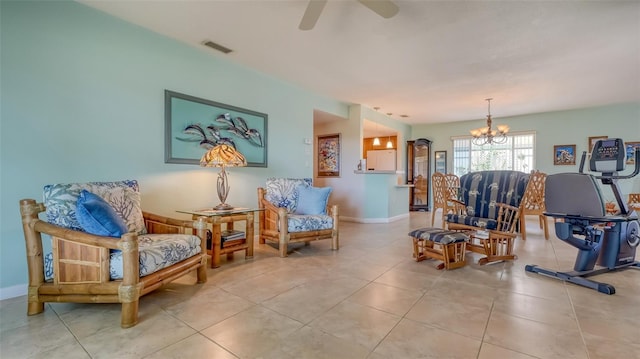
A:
[[19, 180, 208, 328], [445, 170, 529, 264], [257, 178, 339, 257]]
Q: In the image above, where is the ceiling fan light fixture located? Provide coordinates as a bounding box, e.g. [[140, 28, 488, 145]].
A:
[[299, 0, 327, 31], [357, 0, 399, 18], [300, 0, 398, 31]]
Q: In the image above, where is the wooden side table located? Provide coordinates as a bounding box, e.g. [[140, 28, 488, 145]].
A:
[[177, 208, 260, 268]]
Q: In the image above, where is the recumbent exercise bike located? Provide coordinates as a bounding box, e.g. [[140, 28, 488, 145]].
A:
[[525, 138, 640, 294]]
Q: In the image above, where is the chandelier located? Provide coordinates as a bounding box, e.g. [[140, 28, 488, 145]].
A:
[[470, 98, 509, 146]]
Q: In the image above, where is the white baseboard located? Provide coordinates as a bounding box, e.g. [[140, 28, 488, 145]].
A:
[[341, 213, 410, 223], [0, 284, 27, 300]]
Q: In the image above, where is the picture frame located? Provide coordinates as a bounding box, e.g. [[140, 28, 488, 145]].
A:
[[317, 133, 341, 177], [588, 136, 608, 154], [164, 90, 268, 167], [625, 141, 640, 165], [553, 144, 576, 165], [435, 151, 447, 173]]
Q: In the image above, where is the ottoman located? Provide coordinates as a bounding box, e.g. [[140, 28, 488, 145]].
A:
[[409, 228, 469, 270]]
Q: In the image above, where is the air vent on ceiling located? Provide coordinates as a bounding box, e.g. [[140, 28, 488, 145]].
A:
[[202, 40, 233, 54]]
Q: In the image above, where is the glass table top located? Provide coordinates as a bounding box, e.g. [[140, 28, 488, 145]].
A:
[[177, 207, 262, 217]]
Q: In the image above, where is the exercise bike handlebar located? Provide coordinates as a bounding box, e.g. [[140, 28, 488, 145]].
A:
[[579, 147, 640, 180], [608, 146, 640, 179], [578, 150, 588, 174], [577, 144, 639, 217]]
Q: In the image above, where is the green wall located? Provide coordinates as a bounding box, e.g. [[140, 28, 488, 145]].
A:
[[2, 1, 638, 297], [0, 1, 348, 295]]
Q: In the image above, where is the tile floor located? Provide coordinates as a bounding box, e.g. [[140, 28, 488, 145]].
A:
[[1, 212, 639, 358]]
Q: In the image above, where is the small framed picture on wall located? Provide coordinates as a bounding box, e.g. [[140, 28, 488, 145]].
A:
[[317, 133, 341, 177], [625, 141, 640, 165], [554, 144, 576, 165]]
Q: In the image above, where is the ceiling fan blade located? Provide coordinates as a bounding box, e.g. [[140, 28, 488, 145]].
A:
[[357, 0, 399, 18], [299, 0, 328, 31]]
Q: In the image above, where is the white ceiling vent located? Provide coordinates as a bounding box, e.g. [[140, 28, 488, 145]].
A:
[[202, 40, 232, 54]]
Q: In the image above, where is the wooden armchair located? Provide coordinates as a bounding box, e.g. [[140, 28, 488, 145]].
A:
[[20, 180, 208, 328], [445, 170, 528, 264], [519, 170, 549, 240], [257, 178, 338, 257]]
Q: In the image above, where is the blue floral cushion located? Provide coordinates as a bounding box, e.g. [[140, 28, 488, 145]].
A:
[[43, 234, 202, 280], [265, 178, 312, 213], [76, 190, 128, 237], [44, 180, 147, 235], [44, 252, 54, 279], [294, 186, 332, 215], [287, 214, 334, 233], [110, 234, 201, 279]]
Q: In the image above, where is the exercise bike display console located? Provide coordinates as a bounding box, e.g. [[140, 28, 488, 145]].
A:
[[525, 138, 640, 295]]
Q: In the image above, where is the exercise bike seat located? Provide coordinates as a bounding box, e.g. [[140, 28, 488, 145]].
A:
[[545, 173, 605, 219]]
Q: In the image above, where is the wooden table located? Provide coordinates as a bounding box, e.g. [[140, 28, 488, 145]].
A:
[[177, 208, 261, 268]]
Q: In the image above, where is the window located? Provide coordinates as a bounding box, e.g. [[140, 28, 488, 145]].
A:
[[452, 132, 535, 176]]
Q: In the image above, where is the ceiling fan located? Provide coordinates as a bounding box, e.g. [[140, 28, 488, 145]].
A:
[[299, 0, 399, 31]]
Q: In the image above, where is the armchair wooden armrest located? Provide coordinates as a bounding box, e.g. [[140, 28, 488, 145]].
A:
[[29, 219, 123, 250], [143, 211, 208, 235], [257, 192, 284, 242], [449, 199, 467, 215], [258, 197, 281, 213]]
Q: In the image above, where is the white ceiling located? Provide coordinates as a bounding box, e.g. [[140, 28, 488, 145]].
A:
[[79, 0, 640, 133]]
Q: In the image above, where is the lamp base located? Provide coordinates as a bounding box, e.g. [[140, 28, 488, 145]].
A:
[[213, 203, 234, 211]]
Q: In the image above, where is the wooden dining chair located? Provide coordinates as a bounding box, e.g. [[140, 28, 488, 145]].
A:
[[519, 170, 549, 240], [629, 193, 640, 212], [444, 173, 460, 202], [431, 172, 459, 228]]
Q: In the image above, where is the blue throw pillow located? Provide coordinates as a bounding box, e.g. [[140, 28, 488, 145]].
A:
[[76, 190, 128, 237], [294, 186, 332, 215]]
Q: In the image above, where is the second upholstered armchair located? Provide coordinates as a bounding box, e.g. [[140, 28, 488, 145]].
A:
[[257, 178, 338, 257]]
